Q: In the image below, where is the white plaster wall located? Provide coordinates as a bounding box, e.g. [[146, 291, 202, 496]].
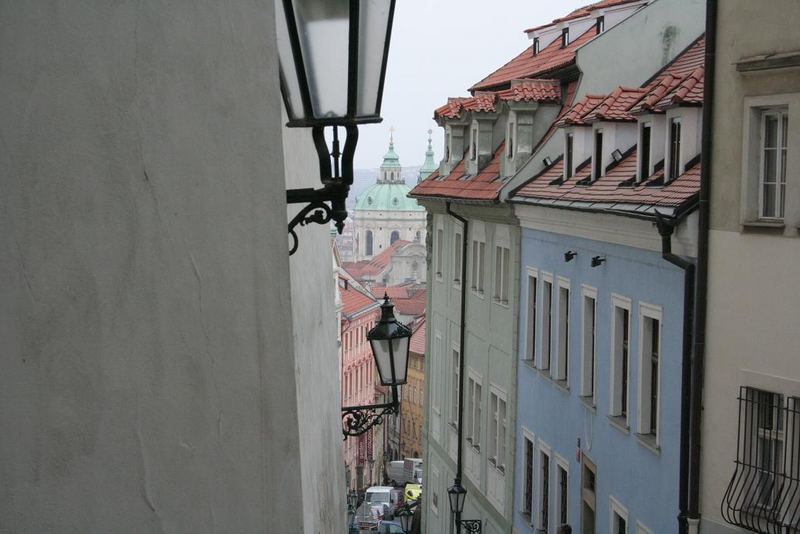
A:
[[285, 123, 347, 534], [0, 1, 306, 531], [353, 210, 427, 261]]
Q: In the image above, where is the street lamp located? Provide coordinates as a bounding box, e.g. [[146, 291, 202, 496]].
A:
[[397, 505, 413, 534], [341, 295, 411, 437], [447, 481, 482, 533], [276, 0, 397, 255]]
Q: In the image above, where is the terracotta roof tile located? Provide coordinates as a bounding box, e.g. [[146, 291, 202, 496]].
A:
[[434, 97, 470, 119], [461, 92, 498, 113], [339, 277, 379, 317], [410, 320, 426, 355], [409, 144, 505, 201], [343, 240, 410, 279], [471, 26, 597, 92], [394, 289, 426, 318], [558, 94, 605, 125], [525, 0, 645, 32], [496, 79, 562, 103]]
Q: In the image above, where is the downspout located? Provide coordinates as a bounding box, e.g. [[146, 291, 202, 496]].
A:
[[688, 1, 717, 531], [447, 201, 469, 531], [655, 213, 695, 534]]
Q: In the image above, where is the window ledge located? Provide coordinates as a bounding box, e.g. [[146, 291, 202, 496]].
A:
[[741, 220, 785, 233], [607, 414, 630, 434], [534, 367, 570, 393], [492, 297, 510, 309], [471, 289, 485, 300], [579, 394, 597, 413], [448, 422, 458, 432], [453, 282, 462, 291], [635, 432, 661, 455], [522, 359, 537, 372]]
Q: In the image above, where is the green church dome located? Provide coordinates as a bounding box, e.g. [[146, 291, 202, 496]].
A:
[[354, 182, 424, 211]]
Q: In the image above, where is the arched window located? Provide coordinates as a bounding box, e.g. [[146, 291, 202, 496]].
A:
[[365, 230, 373, 256], [390, 230, 400, 245]]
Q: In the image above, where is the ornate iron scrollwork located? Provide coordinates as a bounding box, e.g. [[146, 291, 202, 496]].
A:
[[341, 401, 398, 438], [458, 520, 482, 533], [287, 200, 335, 255]]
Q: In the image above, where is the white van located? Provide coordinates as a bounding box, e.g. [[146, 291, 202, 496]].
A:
[[366, 486, 403, 519]]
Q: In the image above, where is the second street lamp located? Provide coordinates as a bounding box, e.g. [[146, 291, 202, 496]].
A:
[[341, 295, 411, 437]]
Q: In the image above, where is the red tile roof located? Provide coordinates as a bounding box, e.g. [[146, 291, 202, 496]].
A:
[[343, 240, 410, 279], [434, 80, 561, 121], [394, 289, 426, 318], [435, 97, 471, 119], [513, 148, 700, 212], [471, 26, 597, 92], [525, 0, 645, 32], [631, 36, 705, 114], [410, 319, 426, 355], [339, 277, 379, 317], [409, 144, 505, 202]]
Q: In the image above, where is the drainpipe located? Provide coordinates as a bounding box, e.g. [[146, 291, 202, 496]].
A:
[[655, 212, 695, 534], [687, 1, 717, 532], [446, 202, 469, 533]]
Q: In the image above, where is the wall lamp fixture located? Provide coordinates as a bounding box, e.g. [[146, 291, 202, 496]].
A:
[[612, 148, 624, 162], [341, 295, 411, 438], [277, 0, 397, 255], [564, 250, 577, 262], [591, 255, 606, 267], [543, 156, 554, 167], [448, 481, 483, 533]]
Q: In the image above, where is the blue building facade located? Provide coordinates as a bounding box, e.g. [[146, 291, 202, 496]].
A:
[[512, 225, 689, 533]]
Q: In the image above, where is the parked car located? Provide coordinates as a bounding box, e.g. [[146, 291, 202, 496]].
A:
[[376, 520, 404, 534], [365, 486, 402, 520]]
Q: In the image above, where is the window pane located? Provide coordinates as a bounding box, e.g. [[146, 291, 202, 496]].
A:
[[763, 183, 776, 218], [764, 115, 778, 148]]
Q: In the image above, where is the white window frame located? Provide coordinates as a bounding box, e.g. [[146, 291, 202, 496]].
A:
[[638, 121, 652, 181], [636, 521, 654, 534], [488, 385, 508, 473], [521, 428, 536, 519], [554, 276, 571, 382], [758, 108, 789, 220], [466, 369, 482, 452], [610, 496, 629, 534], [565, 131, 574, 179], [609, 294, 632, 424], [450, 344, 460, 429], [507, 118, 516, 160], [493, 244, 510, 305], [666, 116, 682, 182], [453, 225, 464, 288], [593, 127, 604, 181], [581, 285, 598, 401], [470, 221, 486, 297], [637, 302, 663, 442], [470, 123, 479, 161], [435, 219, 444, 280], [555, 455, 570, 528], [538, 440, 552, 532], [541, 273, 554, 371], [525, 267, 539, 364]]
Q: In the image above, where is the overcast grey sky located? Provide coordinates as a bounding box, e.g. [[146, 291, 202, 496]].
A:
[[352, 0, 590, 170]]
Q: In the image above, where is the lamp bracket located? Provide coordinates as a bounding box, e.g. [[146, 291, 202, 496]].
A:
[[457, 519, 483, 533], [341, 388, 399, 438], [286, 124, 358, 256]]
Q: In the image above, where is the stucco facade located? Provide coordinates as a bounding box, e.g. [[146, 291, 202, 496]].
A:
[[0, 3, 344, 532], [701, 2, 800, 533]]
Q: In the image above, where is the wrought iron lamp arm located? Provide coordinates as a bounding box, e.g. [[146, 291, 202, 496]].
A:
[[341, 385, 399, 438], [456, 519, 482, 533]]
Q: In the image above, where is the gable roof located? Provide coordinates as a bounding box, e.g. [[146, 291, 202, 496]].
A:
[[525, 0, 645, 32], [410, 319, 426, 355], [339, 275, 380, 318], [343, 239, 411, 280]]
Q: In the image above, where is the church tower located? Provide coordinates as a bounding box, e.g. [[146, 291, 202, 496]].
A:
[[418, 129, 437, 183]]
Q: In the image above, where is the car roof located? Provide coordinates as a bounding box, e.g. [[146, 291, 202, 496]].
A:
[[367, 486, 394, 492]]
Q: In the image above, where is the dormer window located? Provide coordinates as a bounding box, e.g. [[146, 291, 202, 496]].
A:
[[640, 123, 651, 181], [668, 118, 682, 181], [593, 129, 603, 180], [470, 126, 478, 161], [507, 122, 515, 159], [445, 132, 451, 161], [561, 28, 569, 48], [596, 16, 605, 34], [566, 133, 574, 179], [532, 37, 540, 56]]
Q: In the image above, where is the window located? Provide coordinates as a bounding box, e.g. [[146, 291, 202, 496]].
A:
[[555, 279, 570, 382], [493, 246, 510, 304], [561, 28, 569, 48], [668, 117, 682, 181], [471, 126, 478, 161], [638, 305, 662, 439], [541, 276, 553, 370], [471, 239, 485, 294], [454, 230, 463, 285], [444, 132, 451, 162], [532, 37, 540, 55], [596, 15, 605, 33], [581, 288, 597, 400], [722, 387, 800, 531], [390, 230, 400, 245], [759, 109, 788, 219], [489, 390, 507, 471], [640, 123, 651, 181], [539, 448, 551, 531], [566, 133, 574, 179], [593, 129, 603, 180], [466, 375, 482, 450], [557, 461, 569, 527], [507, 122, 515, 158], [522, 433, 535, 517], [525, 270, 538, 363], [366, 230, 374, 256], [610, 498, 628, 534], [450, 348, 460, 428], [582, 457, 597, 534], [610, 296, 631, 422], [435, 228, 443, 278]]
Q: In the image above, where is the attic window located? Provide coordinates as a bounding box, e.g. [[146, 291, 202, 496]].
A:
[[392, 197, 399, 206], [532, 37, 540, 56], [593, 129, 603, 181], [596, 16, 605, 34], [367, 196, 373, 205], [470, 126, 478, 161], [445, 132, 451, 161], [561, 28, 569, 48], [507, 122, 515, 158]]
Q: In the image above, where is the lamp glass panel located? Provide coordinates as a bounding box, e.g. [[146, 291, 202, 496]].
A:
[[357, 0, 392, 116], [275, 0, 305, 120], [399, 511, 413, 532], [293, 0, 349, 119], [370, 338, 393, 384], [391, 336, 409, 384]]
